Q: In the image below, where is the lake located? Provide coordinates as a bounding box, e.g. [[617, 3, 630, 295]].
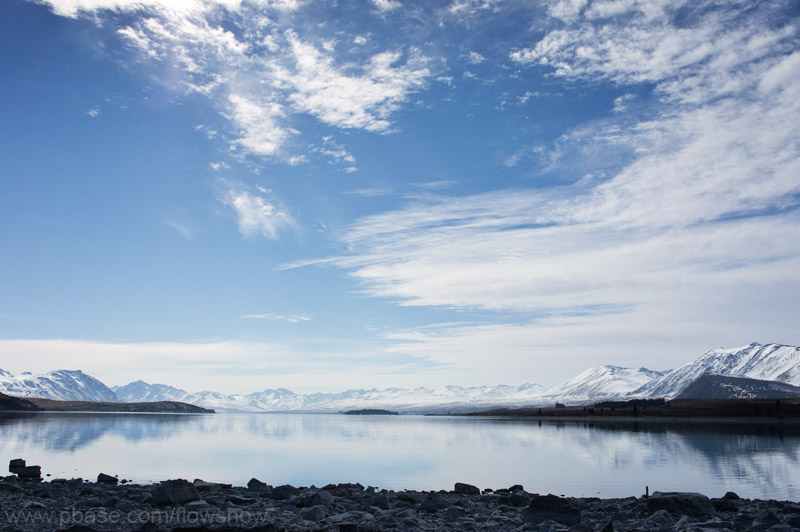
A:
[[1, 412, 798, 501]]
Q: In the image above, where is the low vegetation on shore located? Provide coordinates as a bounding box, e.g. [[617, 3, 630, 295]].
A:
[[471, 398, 800, 420]]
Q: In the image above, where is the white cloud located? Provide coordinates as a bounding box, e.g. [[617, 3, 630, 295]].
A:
[[87, 107, 100, 117], [40, 0, 434, 162], [278, 33, 431, 131], [218, 181, 293, 239], [312, 0, 800, 378], [227, 93, 289, 156], [467, 51, 485, 64], [240, 313, 311, 323], [370, 0, 400, 12]]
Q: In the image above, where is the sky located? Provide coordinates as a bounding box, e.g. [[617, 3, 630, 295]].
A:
[[1, 0, 799, 394]]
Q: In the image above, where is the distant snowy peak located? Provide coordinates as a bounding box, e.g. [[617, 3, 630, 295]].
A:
[[542, 365, 667, 403], [111, 382, 548, 413], [631, 342, 800, 399], [112, 381, 189, 403], [0, 369, 119, 402]]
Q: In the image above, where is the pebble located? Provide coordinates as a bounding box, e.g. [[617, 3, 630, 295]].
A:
[[1, 466, 796, 532]]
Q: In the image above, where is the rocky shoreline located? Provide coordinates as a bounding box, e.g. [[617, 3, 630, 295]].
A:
[[1, 461, 799, 532]]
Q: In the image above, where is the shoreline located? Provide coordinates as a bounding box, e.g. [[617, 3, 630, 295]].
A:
[[2, 468, 799, 532]]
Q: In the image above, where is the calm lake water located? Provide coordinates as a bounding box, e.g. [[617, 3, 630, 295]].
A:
[[1, 412, 798, 501]]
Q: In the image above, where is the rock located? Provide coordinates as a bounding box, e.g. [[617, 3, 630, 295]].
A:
[[150, 479, 201, 505], [509, 484, 524, 492], [303, 489, 335, 508], [646, 509, 672, 526], [300, 504, 327, 521], [723, 491, 740, 500], [712, 497, 739, 512], [752, 510, 782, 528], [271, 484, 299, 499], [16, 465, 42, 480], [524, 494, 582, 526], [454, 482, 481, 495], [420, 493, 452, 512], [97, 473, 118, 484], [509, 491, 532, 507], [247, 477, 270, 491], [646, 491, 716, 517], [8, 459, 25, 474]]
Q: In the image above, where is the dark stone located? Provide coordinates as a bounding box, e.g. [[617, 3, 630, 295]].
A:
[[97, 473, 118, 484], [300, 505, 326, 521], [247, 477, 269, 491], [8, 459, 25, 474], [454, 482, 480, 495], [752, 510, 782, 528], [362, 493, 391, 510], [16, 465, 42, 480], [524, 494, 582, 526], [303, 489, 335, 508], [723, 491, 740, 500], [712, 497, 739, 512], [271, 484, 299, 499], [787, 515, 800, 528], [398, 491, 423, 503], [509, 484, 524, 492], [597, 521, 615, 532], [646, 491, 716, 517], [420, 493, 452, 512], [509, 491, 532, 507], [150, 479, 201, 505]]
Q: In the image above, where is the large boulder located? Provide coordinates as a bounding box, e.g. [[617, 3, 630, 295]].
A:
[[16, 465, 42, 481], [420, 493, 452, 512], [150, 479, 201, 505], [97, 473, 118, 484], [8, 459, 25, 474], [453, 482, 480, 495], [646, 491, 716, 517], [524, 494, 582, 526]]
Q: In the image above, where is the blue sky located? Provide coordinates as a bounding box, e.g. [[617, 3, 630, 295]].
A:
[[1, 0, 799, 393]]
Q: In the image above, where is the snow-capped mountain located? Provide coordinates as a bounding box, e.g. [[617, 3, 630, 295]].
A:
[[675, 374, 800, 400], [540, 366, 667, 404], [630, 342, 800, 399], [0, 369, 119, 402], [114, 382, 548, 413], [7, 342, 800, 411], [112, 381, 189, 403]]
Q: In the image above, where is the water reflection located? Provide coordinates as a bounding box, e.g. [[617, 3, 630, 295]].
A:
[[0, 413, 798, 500]]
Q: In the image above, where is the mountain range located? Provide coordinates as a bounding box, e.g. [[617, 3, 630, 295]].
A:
[[1, 342, 798, 412]]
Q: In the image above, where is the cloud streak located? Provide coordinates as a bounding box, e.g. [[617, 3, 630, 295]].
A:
[[39, 0, 434, 162], [316, 0, 800, 377], [217, 181, 293, 239]]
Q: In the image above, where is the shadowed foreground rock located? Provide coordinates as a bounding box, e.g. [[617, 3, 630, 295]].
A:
[[1, 471, 799, 531]]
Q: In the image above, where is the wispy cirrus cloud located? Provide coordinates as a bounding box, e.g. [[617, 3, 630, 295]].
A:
[[306, 0, 800, 376], [217, 180, 293, 239], [38, 0, 435, 163], [240, 313, 311, 323]]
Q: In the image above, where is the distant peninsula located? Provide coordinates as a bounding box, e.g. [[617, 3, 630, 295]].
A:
[[343, 409, 398, 415], [0, 392, 213, 413]]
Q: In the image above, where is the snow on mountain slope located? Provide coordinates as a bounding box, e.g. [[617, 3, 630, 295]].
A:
[[631, 343, 800, 399], [540, 366, 667, 404], [0, 369, 119, 402], [112, 381, 189, 403], [675, 374, 800, 400], [112, 380, 548, 413]]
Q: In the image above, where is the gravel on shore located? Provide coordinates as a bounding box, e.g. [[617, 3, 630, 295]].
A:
[[1, 462, 799, 532]]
